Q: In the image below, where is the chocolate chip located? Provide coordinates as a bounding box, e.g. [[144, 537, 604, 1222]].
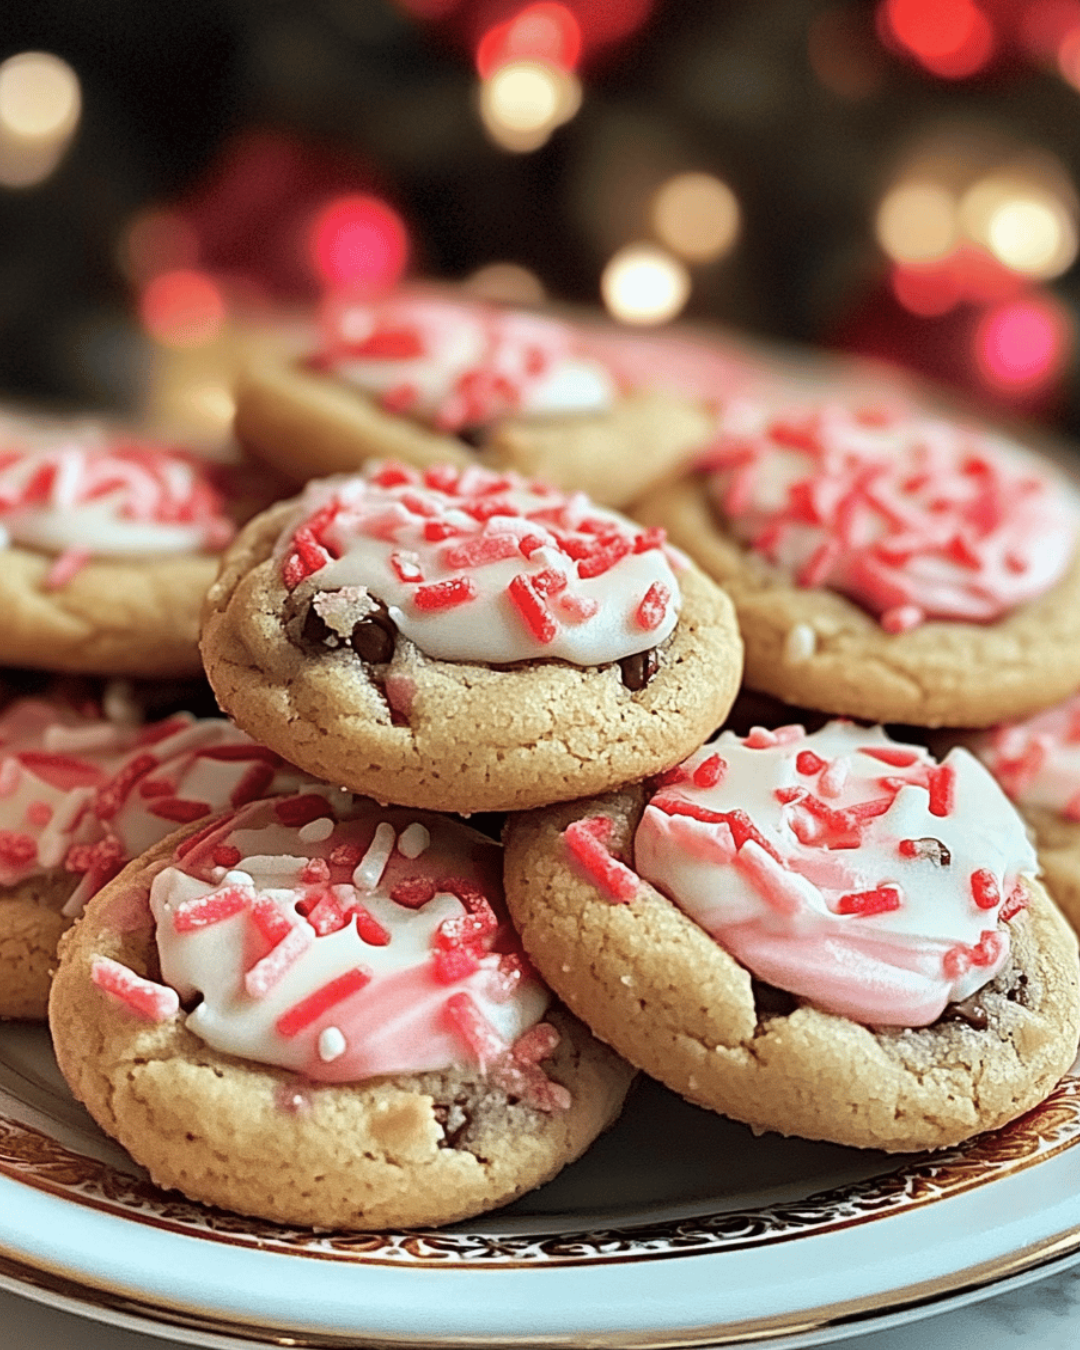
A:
[[350, 605, 397, 662], [619, 648, 660, 690], [907, 837, 951, 866], [751, 978, 799, 1018], [457, 427, 485, 449], [299, 605, 343, 651], [942, 995, 989, 1030]]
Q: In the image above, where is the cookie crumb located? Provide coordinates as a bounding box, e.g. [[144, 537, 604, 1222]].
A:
[[783, 622, 816, 664]]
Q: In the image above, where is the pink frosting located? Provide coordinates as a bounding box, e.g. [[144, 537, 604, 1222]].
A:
[[0, 697, 302, 913], [278, 460, 681, 665], [972, 692, 1080, 819], [313, 290, 618, 431], [630, 722, 1036, 1027], [699, 401, 1079, 629], [131, 793, 567, 1107]]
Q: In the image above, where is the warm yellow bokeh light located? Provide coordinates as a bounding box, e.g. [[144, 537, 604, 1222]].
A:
[[961, 173, 1077, 279], [0, 52, 80, 139], [478, 61, 581, 152], [600, 244, 691, 325], [465, 261, 546, 304], [650, 172, 740, 263], [987, 195, 1076, 278], [875, 181, 958, 263], [0, 52, 81, 189]]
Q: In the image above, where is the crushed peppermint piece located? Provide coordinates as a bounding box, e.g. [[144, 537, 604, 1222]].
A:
[[91, 957, 179, 1021]]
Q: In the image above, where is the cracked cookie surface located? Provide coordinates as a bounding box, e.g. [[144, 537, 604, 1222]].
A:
[[502, 786, 1080, 1152], [200, 497, 743, 813], [634, 474, 1080, 728], [48, 828, 635, 1230]]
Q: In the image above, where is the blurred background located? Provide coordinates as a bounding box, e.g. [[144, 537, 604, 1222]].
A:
[[3, 0, 1080, 442]]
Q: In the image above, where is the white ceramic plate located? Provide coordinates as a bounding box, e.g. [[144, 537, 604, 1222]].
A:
[[2, 1021, 1080, 1350]]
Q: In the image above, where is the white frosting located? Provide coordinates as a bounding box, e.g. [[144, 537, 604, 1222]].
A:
[[0, 412, 234, 558], [319, 294, 617, 429], [278, 463, 681, 665], [701, 400, 1079, 625], [634, 722, 1037, 1026], [150, 794, 552, 1083]]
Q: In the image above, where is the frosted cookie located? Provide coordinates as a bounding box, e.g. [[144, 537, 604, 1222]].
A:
[[0, 696, 301, 1019], [201, 460, 742, 814], [50, 790, 634, 1229], [233, 289, 719, 508], [0, 410, 244, 676], [503, 721, 1080, 1152], [635, 401, 1080, 727], [971, 693, 1080, 936]]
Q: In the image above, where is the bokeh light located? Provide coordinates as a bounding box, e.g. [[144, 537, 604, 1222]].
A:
[[650, 172, 740, 263], [476, 4, 581, 76], [875, 181, 958, 263], [464, 261, 546, 303], [877, 0, 995, 78], [960, 173, 1078, 279], [119, 210, 201, 284], [308, 194, 409, 292], [0, 51, 81, 188], [974, 294, 1073, 392], [600, 243, 690, 324], [139, 270, 227, 348], [891, 262, 964, 316], [478, 60, 582, 152]]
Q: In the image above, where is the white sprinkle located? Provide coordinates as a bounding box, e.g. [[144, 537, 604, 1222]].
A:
[[101, 679, 141, 726], [317, 1027, 347, 1062], [353, 821, 397, 890], [397, 823, 430, 859], [298, 816, 335, 844], [223, 869, 255, 889], [818, 755, 849, 799], [783, 622, 817, 664], [619, 974, 633, 986], [43, 723, 127, 754]]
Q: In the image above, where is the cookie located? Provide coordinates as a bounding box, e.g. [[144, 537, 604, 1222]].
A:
[[635, 400, 1080, 727], [0, 695, 302, 1019], [0, 409, 256, 676], [49, 790, 634, 1229], [200, 460, 743, 814], [503, 721, 1080, 1152], [970, 693, 1080, 936], [233, 289, 719, 508]]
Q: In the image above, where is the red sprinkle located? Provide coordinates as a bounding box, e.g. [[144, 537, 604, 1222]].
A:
[[835, 885, 902, 916], [212, 843, 242, 869], [250, 895, 294, 946], [564, 817, 638, 902], [91, 958, 179, 1022], [390, 876, 437, 908], [413, 577, 478, 611], [147, 797, 212, 824], [353, 905, 391, 946], [928, 764, 956, 818], [442, 532, 521, 569], [274, 794, 333, 828], [692, 754, 726, 789], [173, 886, 249, 933], [507, 572, 558, 644], [795, 750, 826, 775], [275, 967, 372, 1038], [1000, 882, 1029, 921], [635, 581, 670, 631], [859, 746, 921, 767], [970, 868, 1001, 910]]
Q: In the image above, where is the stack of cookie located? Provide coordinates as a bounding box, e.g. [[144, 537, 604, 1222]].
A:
[[29, 286, 1080, 1231]]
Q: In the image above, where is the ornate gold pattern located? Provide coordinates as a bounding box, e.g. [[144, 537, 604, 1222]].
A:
[[2, 1076, 1080, 1268]]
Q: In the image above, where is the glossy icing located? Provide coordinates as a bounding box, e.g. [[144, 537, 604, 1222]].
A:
[[631, 722, 1036, 1026]]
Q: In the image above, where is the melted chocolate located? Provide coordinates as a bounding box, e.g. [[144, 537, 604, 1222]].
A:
[[299, 605, 344, 651], [619, 648, 660, 691], [350, 603, 397, 663], [906, 837, 952, 866], [942, 994, 989, 1030]]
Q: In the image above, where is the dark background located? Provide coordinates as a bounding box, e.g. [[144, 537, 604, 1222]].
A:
[[3, 0, 1079, 437]]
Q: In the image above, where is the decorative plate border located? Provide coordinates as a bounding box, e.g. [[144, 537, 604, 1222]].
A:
[[2, 1076, 1080, 1268]]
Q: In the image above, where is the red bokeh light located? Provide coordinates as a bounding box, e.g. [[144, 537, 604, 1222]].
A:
[[974, 294, 1072, 392], [476, 3, 581, 74], [139, 269, 227, 347], [309, 195, 409, 293], [891, 262, 964, 316], [878, 0, 995, 76], [1019, 0, 1080, 59]]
